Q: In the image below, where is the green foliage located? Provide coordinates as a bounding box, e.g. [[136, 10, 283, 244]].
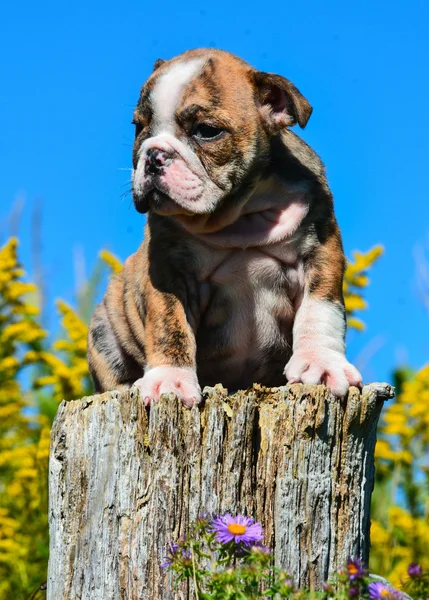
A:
[[161, 514, 429, 599]]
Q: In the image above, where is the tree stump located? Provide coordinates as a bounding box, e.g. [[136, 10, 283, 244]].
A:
[[47, 382, 393, 599]]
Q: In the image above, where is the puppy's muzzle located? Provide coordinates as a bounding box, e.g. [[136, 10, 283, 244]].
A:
[[145, 148, 173, 176]]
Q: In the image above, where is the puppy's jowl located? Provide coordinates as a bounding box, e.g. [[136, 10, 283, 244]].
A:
[[88, 48, 362, 407]]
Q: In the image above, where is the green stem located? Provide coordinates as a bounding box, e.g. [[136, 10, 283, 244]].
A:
[[191, 544, 200, 600]]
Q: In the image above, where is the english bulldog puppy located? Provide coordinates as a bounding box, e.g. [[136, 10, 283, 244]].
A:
[[87, 48, 362, 407]]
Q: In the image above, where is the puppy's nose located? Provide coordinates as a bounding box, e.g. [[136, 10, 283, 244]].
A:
[[145, 148, 172, 176]]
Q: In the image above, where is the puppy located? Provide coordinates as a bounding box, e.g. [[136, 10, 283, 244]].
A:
[[87, 48, 362, 407]]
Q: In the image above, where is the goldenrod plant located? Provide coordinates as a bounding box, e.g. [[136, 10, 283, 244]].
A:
[[0, 237, 426, 598], [0, 239, 49, 598], [99, 249, 123, 275], [0, 240, 121, 598], [371, 365, 429, 585], [344, 245, 384, 331]]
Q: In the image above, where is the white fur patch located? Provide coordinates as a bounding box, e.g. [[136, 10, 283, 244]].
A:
[[292, 296, 346, 354], [133, 56, 225, 215], [188, 178, 311, 246], [284, 296, 362, 397], [151, 59, 205, 134], [134, 131, 223, 214], [133, 365, 202, 408]]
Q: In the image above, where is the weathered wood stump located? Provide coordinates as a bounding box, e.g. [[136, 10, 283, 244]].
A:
[[47, 382, 393, 599]]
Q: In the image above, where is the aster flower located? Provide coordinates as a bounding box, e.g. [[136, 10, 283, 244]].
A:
[[161, 542, 179, 568], [250, 542, 271, 555], [368, 582, 402, 599], [210, 513, 263, 546], [407, 563, 423, 578], [347, 557, 366, 581], [160, 540, 192, 569], [348, 587, 359, 597], [195, 512, 211, 532], [196, 512, 210, 523]]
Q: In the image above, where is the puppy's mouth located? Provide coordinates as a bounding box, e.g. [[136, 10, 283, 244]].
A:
[[147, 189, 191, 216], [134, 185, 199, 217]]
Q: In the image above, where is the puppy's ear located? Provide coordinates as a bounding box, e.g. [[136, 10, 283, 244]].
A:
[[253, 71, 312, 131], [153, 58, 166, 72]]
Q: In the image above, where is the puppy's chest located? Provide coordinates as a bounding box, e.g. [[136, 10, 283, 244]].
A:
[[194, 244, 304, 357]]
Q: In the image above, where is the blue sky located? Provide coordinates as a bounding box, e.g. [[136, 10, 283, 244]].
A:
[[1, 0, 428, 385]]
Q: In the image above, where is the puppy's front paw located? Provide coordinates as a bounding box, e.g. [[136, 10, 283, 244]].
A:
[[284, 349, 362, 398], [133, 366, 202, 408]]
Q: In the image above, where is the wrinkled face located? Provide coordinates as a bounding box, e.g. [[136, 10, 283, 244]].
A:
[[131, 50, 312, 234]]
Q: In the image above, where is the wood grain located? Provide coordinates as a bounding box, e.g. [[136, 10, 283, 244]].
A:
[[47, 382, 393, 599]]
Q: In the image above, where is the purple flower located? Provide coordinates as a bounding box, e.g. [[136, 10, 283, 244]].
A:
[[233, 540, 270, 558], [408, 563, 423, 578], [368, 582, 402, 599], [161, 540, 191, 569], [161, 542, 179, 568], [282, 579, 295, 590], [348, 587, 359, 597], [210, 513, 263, 545], [250, 542, 271, 555], [197, 512, 210, 522], [195, 513, 211, 532], [347, 557, 366, 580]]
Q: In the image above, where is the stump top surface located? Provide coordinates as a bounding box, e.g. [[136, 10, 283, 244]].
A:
[[64, 381, 394, 411]]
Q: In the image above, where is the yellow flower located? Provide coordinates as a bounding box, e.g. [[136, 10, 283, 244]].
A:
[[375, 439, 397, 461], [0, 405, 21, 420], [1, 321, 46, 343], [370, 520, 390, 545], [0, 356, 19, 372], [0, 539, 21, 554], [3, 281, 37, 302], [15, 468, 38, 480], [11, 304, 40, 316], [372, 361, 429, 580], [22, 350, 41, 364], [347, 317, 365, 331], [36, 428, 51, 462], [99, 249, 123, 274], [344, 245, 383, 330], [344, 294, 367, 312]]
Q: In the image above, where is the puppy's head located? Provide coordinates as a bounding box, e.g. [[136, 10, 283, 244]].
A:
[[132, 49, 312, 233]]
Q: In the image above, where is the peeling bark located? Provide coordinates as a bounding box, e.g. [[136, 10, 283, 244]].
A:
[[47, 382, 393, 599]]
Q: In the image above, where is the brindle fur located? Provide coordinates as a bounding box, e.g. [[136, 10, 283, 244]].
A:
[[88, 115, 346, 393]]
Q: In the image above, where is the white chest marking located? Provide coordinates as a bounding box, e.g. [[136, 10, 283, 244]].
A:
[[200, 248, 303, 358], [151, 59, 205, 134]]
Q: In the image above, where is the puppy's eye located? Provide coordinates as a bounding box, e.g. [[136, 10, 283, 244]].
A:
[[132, 120, 144, 137], [193, 124, 225, 141]]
